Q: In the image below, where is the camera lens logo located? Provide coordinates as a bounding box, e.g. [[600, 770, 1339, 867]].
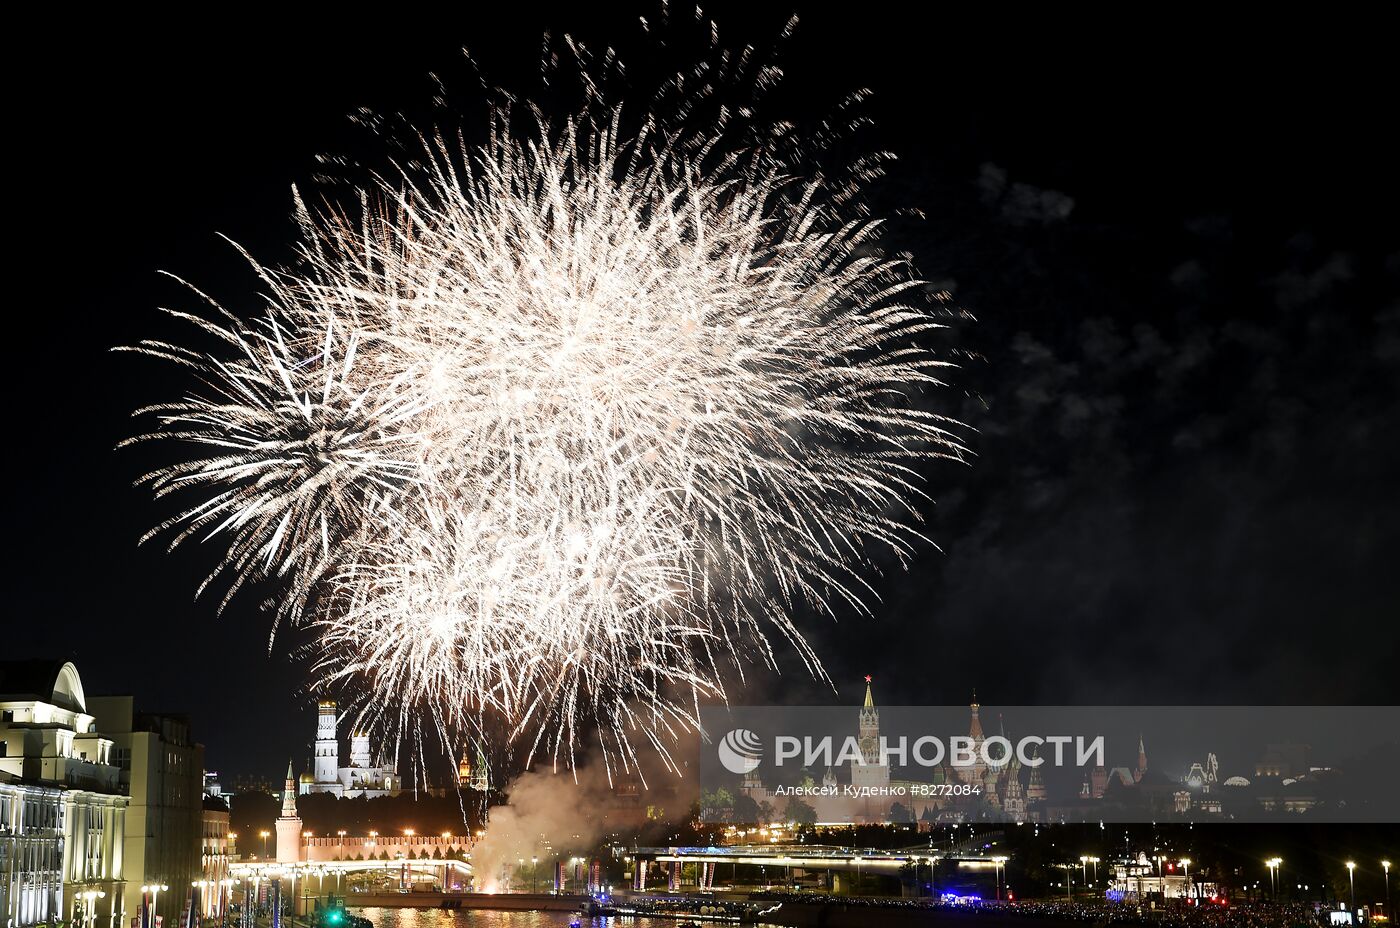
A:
[[717, 729, 763, 775]]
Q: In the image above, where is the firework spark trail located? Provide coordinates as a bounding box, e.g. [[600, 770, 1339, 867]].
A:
[[122, 18, 969, 772]]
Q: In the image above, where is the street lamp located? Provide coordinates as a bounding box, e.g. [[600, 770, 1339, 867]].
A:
[[1266, 858, 1282, 899], [260, 831, 270, 859], [1181, 859, 1192, 901], [1346, 862, 1356, 917], [80, 890, 107, 928], [993, 856, 1008, 902], [1081, 856, 1089, 887], [289, 866, 300, 928], [1383, 860, 1391, 923], [143, 884, 170, 928]]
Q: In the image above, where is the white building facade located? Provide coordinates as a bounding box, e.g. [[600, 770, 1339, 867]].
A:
[[1, 661, 128, 928], [299, 703, 400, 799]]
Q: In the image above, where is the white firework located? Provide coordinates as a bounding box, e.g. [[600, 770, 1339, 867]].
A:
[[123, 21, 968, 770]]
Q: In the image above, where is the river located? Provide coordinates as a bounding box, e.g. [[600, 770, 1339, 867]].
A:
[[352, 906, 784, 928]]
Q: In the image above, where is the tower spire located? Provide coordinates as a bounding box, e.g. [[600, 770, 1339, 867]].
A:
[[863, 674, 874, 709]]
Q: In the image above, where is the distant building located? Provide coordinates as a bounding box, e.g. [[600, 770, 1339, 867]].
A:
[[1111, 852, 1215, 901], [299, 702, 401, 798], [270, 775, 473, 865], [229, 773, 276, 797], [88, 697, 204, 928], [1255, 743, 1311, 779], [200, 795, 232, 919], [457, 743, 489, 793], [1, 661, 128, 928]]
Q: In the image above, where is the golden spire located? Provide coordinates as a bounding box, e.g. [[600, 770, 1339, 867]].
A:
[[863, 674, 874, 709]]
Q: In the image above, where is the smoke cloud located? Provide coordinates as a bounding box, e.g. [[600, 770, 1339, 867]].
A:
[[470, 760, 619, 892]]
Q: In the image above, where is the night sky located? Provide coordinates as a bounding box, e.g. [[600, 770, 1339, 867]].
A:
[[13, 8, 1398, 782]]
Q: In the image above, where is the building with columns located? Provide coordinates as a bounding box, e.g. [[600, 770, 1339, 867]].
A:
[[198, 795, 232, 919], [0, 778, 65, 928], [1, 661, 128, 928]]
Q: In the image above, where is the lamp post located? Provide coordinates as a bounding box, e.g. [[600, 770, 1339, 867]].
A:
[[81, 890, 107, 928], [1266, 858, 1282, 900], [260, 831, 270, 859], [143, 883, 170, 928], [1081, 856, 1089, 888], [1181, 860, 1192, 902], [993, 856, 1008, 902], [1346, 862, 1356, 918], [1383, 861, 1391, 923]]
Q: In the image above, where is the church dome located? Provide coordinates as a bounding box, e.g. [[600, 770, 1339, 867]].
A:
[[299, 772, 315, 784]]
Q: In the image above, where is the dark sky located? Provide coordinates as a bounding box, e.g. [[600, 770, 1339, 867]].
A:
[[12, 8, 1398, 781]]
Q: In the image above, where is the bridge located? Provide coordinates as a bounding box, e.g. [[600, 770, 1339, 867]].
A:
[[639, 828, 1006, 870], [630, 830, 1009, 890], [229, 836, 475, 909]]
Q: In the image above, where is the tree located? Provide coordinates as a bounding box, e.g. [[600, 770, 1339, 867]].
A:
[[785, 797, 818, 824], [733, 793, 760, 823]]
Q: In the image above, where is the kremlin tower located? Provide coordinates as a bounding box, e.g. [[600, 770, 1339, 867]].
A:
[[274, 760, 303, 863], [851, 675, 890, 789], [956, 693, 989, 784]]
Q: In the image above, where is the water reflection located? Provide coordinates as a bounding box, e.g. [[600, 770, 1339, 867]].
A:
[[352, 905, 782, 928]]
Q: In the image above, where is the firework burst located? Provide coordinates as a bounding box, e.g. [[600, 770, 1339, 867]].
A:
[[123, 15, 968, 771]]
